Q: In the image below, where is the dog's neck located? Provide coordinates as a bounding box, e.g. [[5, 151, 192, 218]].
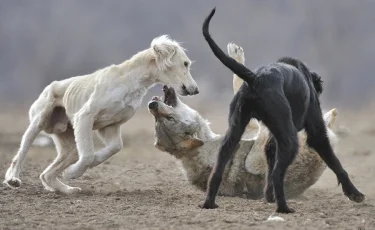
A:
[[116, 49, 162, 90]]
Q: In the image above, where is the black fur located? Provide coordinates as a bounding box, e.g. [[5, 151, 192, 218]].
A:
[[311, 72, 323, 94], [199, 8, 364, 213]]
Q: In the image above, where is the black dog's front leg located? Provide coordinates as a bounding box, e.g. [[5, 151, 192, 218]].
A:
[[199, 128, 241, 209], [200, 102, 251, 209]]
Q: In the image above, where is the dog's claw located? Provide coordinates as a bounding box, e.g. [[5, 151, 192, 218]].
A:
[[276, 206, 295, 214], [341, 182, 365, 203], [347, 191, 365, 203], [199, 201, 219, 209]]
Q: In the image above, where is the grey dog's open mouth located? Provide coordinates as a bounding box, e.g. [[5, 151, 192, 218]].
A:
[[162, 85, 177, 107]]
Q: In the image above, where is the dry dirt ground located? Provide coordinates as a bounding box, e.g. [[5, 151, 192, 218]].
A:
[[0, 105, 374, 230]]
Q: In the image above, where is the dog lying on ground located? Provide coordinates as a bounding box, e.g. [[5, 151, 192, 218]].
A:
[[148, 79, 338, 199], [201, 8, 364, 213], [4, 35, 199, 194]]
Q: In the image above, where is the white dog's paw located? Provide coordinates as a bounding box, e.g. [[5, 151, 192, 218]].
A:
[[227, 42, 245, 63], [3, 177, 22, 188], [62, 163, 88, 180], [39, 174, 56, 192], [64, 186, 82, 195]]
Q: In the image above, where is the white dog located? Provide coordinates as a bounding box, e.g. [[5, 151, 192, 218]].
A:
[[4, 35, 199, 194]]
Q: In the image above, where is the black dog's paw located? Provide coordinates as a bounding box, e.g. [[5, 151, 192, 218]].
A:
[[264, 187, 275, 203], [347, 191, 365, 203], [276, 206, 295, 214], [199, 201, 219, 209], [342, 185, 366, 203]]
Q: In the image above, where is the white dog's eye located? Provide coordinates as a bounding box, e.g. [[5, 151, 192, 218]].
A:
[[184, 61, 189, 67]]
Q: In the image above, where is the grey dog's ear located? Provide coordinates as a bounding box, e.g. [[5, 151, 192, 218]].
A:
[[151, 35, 177, 71], [181, 136, 204, 150], [154, 141, 167, 152]]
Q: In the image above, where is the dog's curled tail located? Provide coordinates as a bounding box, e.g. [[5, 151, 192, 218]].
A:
[[202, 8, 256, 85]]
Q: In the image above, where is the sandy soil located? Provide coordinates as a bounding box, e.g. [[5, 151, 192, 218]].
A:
[[0, 106, 374, 230]]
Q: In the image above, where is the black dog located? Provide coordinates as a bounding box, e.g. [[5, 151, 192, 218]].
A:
[[200, 8, 365, 213]]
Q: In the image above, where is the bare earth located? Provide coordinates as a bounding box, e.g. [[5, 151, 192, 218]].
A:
[[0, 105, 374, 230]]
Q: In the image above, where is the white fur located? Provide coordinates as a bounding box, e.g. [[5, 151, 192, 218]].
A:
[[3, 35, 198, 194]]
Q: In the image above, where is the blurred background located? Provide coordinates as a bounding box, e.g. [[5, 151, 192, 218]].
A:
[[1, 0, 375, 111]]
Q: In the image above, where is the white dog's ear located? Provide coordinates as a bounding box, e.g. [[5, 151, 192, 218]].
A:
[[181, 136, 204, 150], [323, 108, 338, 129], [151, 36, 177, 71]]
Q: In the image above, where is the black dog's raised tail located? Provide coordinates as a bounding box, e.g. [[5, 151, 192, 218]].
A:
[[202, 8, 256, 85]]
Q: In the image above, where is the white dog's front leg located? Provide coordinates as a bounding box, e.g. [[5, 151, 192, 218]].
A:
[[63, 109, 95, 180], [90, 124, 122, 168]]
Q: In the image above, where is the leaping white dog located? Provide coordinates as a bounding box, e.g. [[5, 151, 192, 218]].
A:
[[4, 35, 199, 194]]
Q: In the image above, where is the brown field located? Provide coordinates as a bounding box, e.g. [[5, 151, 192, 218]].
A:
[[0, 105, 374, 230]]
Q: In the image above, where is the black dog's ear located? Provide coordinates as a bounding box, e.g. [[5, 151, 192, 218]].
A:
[[310, 72, 323, 94]]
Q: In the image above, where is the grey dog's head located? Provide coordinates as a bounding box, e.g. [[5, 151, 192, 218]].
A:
[[148, 86, 204, 156]]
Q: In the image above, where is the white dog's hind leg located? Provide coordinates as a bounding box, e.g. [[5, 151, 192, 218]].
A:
[[40, 127, 81, 194], [3, 117, 45, 188], [89, 124, 122, 168], [63, 106, 95, 179]]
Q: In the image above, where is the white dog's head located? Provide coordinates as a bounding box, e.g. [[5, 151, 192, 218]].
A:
[[151, 35, 199, 96]]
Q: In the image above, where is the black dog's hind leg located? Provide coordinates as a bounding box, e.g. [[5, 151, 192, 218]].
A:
[[200, 98, 251, 209], [259, 91, 299, 213], [304, 104, 365, 203], [264, 135, 277, 203]]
